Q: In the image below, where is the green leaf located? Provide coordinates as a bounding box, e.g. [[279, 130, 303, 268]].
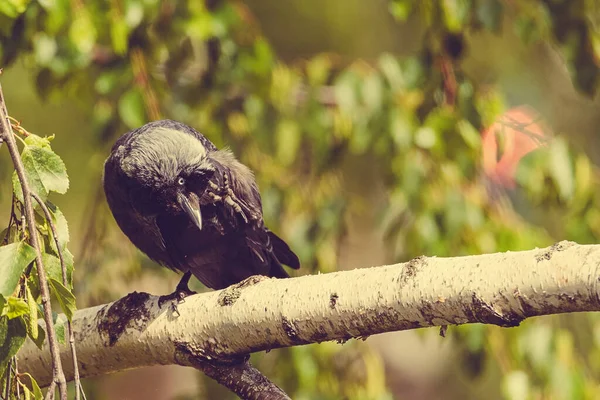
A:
[[0, 225, 17, 244], [414, 127, 437, 149], [118, 89, 146, 129], [30, 324, 45, 350], [502, 370, 530, 400], [390, 110, 413, 149], [33, 34, 58, 67], [55, 321, 65, 345], [22, 373, 43, 400], [42, 252, 73, 289], [334, 71, 359, 114], [25, 285, 38, 340], [457, 120, 480, 149], [0, 316, 26, 377], [110, 18, 130, 55], [21, 382, 32, 400], [12, 144, 69, 202], [441, 0, 471, 33], [362, 73, 383, 112], [45, 201, 70, 251], [389, 0, 414, 22], [49, 278, 76, 321], [95, 71, 122, 95], [306, 55, 332, 87], [24, 134, 53, 149], [0, 242, 36, 297], [379, 53, 405, 92], [276, 119, 301, 166], [0, 0, 31, 18], [37, 0, 53, 8], [6, 297, 29, 319], [476, 0, 503, 32], [548, 138, 574, 201], [41, 259, 59, 286], [69, 10, 97, 55]]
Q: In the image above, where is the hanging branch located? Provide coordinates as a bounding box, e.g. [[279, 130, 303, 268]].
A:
[[0, 83, 68, 400], [31, 192, 83, 400]]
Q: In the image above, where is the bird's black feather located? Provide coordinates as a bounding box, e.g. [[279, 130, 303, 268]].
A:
[[103, 119, 299, 290]]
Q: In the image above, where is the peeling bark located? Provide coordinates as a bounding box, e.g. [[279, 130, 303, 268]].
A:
[[19, 241, 600, 395]]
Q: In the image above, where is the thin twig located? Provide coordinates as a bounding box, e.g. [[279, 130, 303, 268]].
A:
[[32, 192, 83, 400], [4, 358, 12, 399], [0, 83, 68, 400], [2, 194, 17, 245], [9, 116, 33, 137], [45, 381, 56, 400], [13, 358, 19, 399]]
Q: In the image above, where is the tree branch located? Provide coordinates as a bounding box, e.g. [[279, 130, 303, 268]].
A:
[[18, 241, 600, 396]]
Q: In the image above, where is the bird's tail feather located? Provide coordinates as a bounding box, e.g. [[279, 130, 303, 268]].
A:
[[268, 231, 300, 269], [268, 259, 292, 279]]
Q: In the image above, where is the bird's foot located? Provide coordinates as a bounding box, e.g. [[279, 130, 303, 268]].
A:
[[158, 285, 197, 314], [207, 175, 253, 223]]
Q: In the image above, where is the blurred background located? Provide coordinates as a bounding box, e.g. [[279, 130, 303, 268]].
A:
[[1, 0, 600, 399]]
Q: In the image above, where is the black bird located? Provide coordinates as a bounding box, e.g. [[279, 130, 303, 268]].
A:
[[103, 120, 300, 294]]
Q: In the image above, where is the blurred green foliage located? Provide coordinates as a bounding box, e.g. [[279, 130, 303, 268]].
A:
[[1, 0, 600, 398]]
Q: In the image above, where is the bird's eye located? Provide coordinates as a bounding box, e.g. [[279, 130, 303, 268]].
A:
[[177, 177, 185, 186]]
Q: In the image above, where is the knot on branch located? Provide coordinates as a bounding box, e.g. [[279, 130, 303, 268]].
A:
[[96, 291, 151, 346], [535, 240, 576, 262], [218, 275, 269, 306], [468, 294, 522, 327], [399, 255, 426, 286]]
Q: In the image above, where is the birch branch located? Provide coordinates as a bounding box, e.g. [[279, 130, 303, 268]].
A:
[[19, 241, 600, 391]]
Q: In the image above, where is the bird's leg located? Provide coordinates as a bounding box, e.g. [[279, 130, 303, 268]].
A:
[[158, 271, 197, 311], [175, 271, 196, 299]]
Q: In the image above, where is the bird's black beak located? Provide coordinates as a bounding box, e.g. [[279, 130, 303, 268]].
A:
[[177, 193, 203, 231]]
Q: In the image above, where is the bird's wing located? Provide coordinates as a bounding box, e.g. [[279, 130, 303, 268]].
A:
[[243, 224, 291, 279], [209, 149, 301, 271]]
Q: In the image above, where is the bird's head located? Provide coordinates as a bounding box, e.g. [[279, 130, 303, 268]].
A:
[[115, 124, 215, 230]]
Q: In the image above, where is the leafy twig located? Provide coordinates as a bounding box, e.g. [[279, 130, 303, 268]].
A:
[[0, 83, 68, 400], [32, 192, 83, 400], [9, 116, 33, 137]]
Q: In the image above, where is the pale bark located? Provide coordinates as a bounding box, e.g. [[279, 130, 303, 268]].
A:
[[19, 241, 600, 389]]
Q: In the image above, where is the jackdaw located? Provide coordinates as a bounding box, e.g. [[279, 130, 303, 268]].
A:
[[103, 119, 300, 295]]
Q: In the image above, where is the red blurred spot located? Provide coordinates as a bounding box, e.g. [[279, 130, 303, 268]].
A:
[[481, 105, 550, 188]]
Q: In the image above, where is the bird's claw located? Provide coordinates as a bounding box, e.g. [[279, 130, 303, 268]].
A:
[[158, 285, 197, 315], [206, 174, 252, 223]]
